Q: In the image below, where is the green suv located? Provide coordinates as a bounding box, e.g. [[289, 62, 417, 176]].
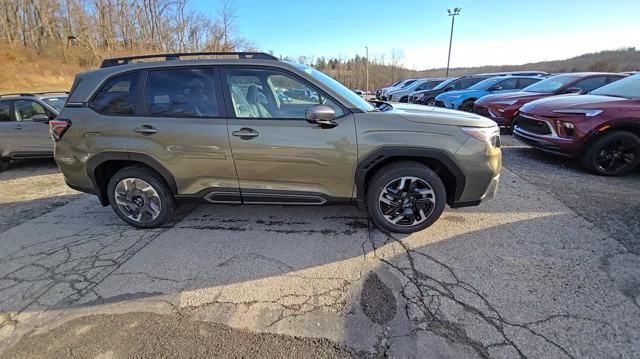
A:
[[53, 52, 501, 233]]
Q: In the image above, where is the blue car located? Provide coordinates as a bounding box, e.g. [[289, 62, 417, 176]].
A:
[[435, 75, 544, 112]]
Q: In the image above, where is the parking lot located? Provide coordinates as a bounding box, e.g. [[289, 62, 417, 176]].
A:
[[0, 135, 639, 358]]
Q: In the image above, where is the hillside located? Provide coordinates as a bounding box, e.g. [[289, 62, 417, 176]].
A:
[[1, 47, 638, 94]]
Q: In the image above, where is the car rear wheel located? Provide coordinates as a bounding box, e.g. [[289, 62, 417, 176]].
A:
[[460, 100, 475, 112], [581, 131, 640, 176], [424, 98, 436, 106], [366, 162, 446, 233], [107, 166, 175, 228]]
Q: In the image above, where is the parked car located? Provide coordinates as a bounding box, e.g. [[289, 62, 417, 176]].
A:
[[411, 76, 493, 106], [53, 51, 501, 233], [0, 92, 67, 171], [387, 78, 446, 103], [435, 76, 544, 112], [513, 73, 640, 176], [379, 79, 418, 100], [474, 73, 627, 128]]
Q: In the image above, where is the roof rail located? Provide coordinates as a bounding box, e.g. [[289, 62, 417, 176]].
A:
[[0, 91, 69, 98], [100, 52, 279, 68]]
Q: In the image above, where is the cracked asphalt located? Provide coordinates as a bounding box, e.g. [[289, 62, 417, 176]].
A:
[[0, 135, 639, 358]]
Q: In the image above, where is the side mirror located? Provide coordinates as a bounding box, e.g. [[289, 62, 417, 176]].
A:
[[32, 114, 51, 123], [488, 85, 503, 91], [444, 86, 454, 92], [305, 105, 337, 128], [563, 87, 582, 94]]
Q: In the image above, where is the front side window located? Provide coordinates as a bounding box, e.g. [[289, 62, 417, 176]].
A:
[[43, 96, 67, 111], [522, 75, 576, 93], [0, 102, 11, 121], [14, 100, 48, 121], [518, 78, 540, 88], [226, 68, 344, 119], [91, 72, 138, 115], [144, 68, 218, 118]]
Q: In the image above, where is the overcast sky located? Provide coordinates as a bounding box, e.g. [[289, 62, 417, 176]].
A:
[[192, 0, 640, 70]]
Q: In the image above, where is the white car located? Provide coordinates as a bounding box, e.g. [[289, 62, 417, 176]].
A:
[[387, 78, 447, 103], [380, 79, 418, 100]]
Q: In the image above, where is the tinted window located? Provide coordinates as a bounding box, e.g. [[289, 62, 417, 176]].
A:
[[459, 77, 488, 90], [518, 78, 540, 88], [91, 72, 138, 115], [226, 68, 344, 119], [144, 68, 218, 118], [496, 78, 519, 90], [42, 96, 67, 111], [522, 75, 577, 93], [14, 100, 48, 121], [573, 76, 607, 92], [0, 102, 11, 121]]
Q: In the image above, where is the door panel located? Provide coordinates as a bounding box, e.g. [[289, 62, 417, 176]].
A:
[[228, 116, 358, 200], [223, 67, 357, 200], [13, 100, 53, 155]]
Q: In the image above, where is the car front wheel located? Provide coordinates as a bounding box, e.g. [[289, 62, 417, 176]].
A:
[[460, 100, 475, 112], [107, 166, 175, 228], [0, 159, 9, 172], [581, 131, 640, 176], [367, 162, 446, 233]]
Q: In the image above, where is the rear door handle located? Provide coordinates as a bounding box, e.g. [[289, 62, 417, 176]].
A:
[[231, 128, 259, 140], [134, 125, 157, 135], [14, 125, 22, 130]]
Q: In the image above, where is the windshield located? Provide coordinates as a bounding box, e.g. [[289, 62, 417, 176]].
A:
[[300, 65, 375, 112], [522, 75, 576, 93], [590, 74, 640, 99], [400, 80, 417, 88], [432, 78, 456, 90], [42, 96, 67, 111], [468, 77, 503, 91]]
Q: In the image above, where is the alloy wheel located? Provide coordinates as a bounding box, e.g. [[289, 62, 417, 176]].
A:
[[378, 176, 436, 227], [113, 177, 162, 223], [595, 139, 637, 174]]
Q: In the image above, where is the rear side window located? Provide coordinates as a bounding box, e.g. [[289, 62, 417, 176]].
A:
[[496, 78, 518, 90], [144, 68, 218, 118], [0, 102, 11, 121], [91, 72, 138, 115], [573, 76, 607, 93]]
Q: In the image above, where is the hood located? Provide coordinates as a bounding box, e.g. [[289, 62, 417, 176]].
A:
[[412, 88, 445, 97], [475, 91, 547, 105], [521, 94, 630, 113], [387, 102, 496, 127]]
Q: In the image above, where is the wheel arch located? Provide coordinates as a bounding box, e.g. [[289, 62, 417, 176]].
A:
[[86, 152, 178, 206], [355, 147, 466, 208], [583, 120, 640, 150]]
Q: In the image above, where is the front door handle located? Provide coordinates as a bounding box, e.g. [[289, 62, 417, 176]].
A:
[[134, 125, 157, 135], [14, 124, 22, 130], [232, 128, 259, 140]]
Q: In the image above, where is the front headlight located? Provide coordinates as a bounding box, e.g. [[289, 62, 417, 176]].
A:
[[461, 126, 500, 146], [552, 109, 603, 117]]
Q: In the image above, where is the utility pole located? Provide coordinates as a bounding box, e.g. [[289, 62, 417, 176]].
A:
[[446, 7, 461, 77], [365, 46, 369, 95]]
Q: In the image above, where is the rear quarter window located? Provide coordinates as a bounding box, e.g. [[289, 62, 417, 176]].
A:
[[0, 102, 11, 121], [90, 72, 138, 115]]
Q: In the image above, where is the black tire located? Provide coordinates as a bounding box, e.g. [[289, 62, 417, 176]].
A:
[[424, 98, 436, 106], [107, 165, 175, 228], [580, 131, 640, 176], [0, 159, 9, 172], [366, 161, 446, 233], [460, 99, 475, 112]]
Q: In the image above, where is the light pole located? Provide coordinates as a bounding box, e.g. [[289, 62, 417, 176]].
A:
[[446, 7, 461, 77], [365, 46, 369, 95]]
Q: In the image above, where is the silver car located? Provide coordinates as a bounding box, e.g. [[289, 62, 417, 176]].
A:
[[0, 92, 67, 171]]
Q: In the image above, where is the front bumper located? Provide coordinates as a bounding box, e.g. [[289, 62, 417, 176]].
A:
[[513, 126, 577, 157], [435, 99, 458, 109]]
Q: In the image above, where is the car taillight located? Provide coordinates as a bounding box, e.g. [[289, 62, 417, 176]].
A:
[[49, 119, 71, 142]]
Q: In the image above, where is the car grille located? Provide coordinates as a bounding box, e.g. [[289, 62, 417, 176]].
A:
[[516, 115, 552, 135], [435, 100, 445, 108]]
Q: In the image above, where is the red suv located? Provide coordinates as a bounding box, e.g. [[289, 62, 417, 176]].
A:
[[474, 73, 626, 129], [513, 74, 640, 176]]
